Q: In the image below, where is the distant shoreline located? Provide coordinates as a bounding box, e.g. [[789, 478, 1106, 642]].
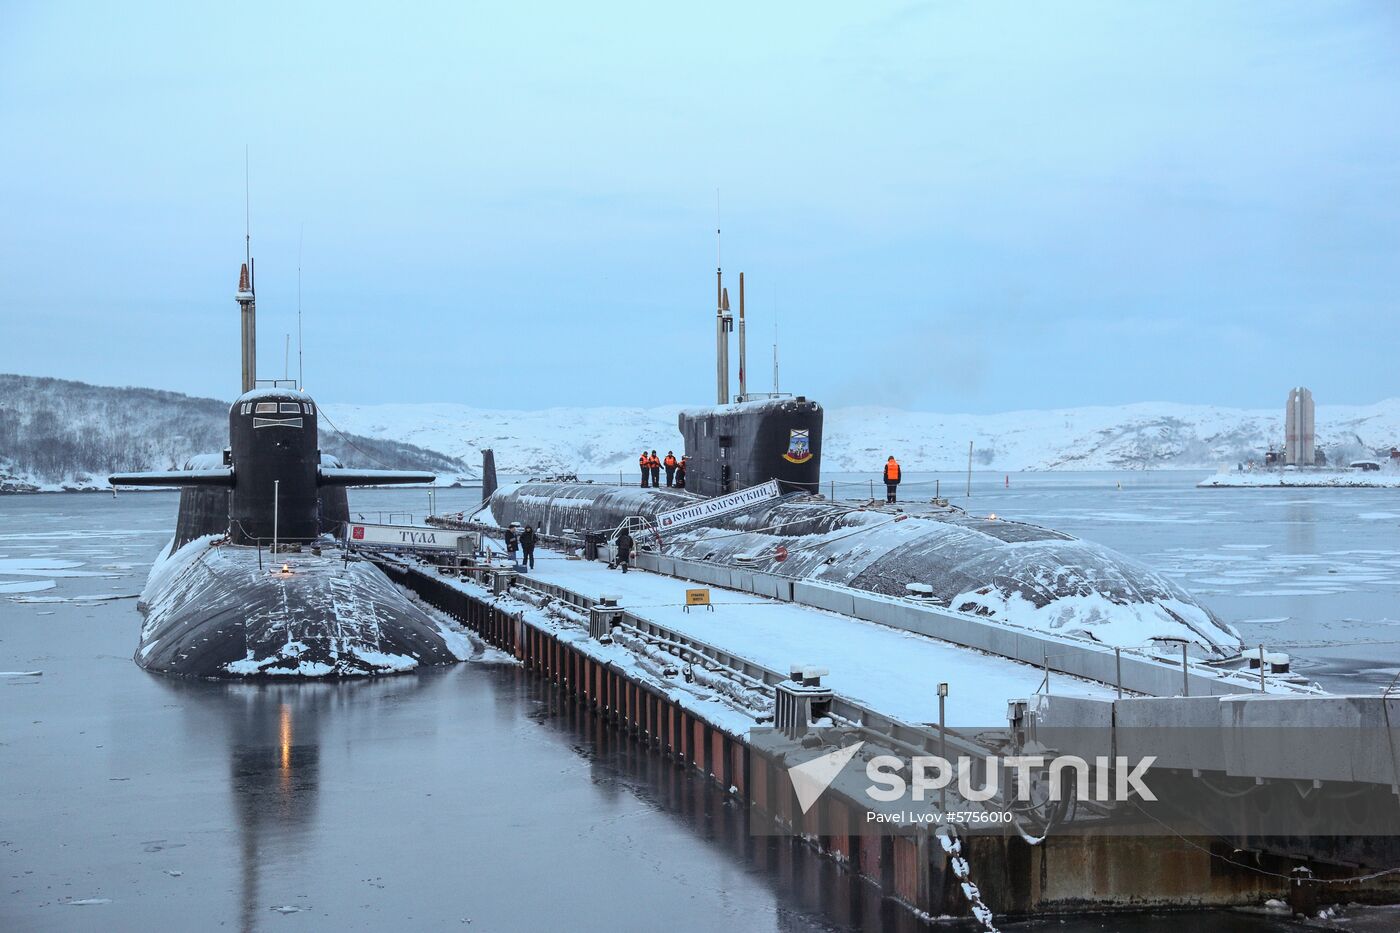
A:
[[0, 483, 475, 496], [1198, 472, 1400, 489]]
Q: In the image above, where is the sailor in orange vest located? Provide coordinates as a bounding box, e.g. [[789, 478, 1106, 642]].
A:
[[663, 451, 678, 487], [676, 455, 688, 489], [883, 456, 901, 503], [648, 450, 662, 488], [639, 451, 651, 487]]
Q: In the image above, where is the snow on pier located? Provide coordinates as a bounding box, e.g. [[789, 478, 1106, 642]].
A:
[[511, 553, 1119, 726]]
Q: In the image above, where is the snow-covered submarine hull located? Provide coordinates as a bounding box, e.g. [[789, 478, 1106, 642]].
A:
[[485, 482, 1242, 660], [113, 385, 465, 679], [136, 535, 467, 677]]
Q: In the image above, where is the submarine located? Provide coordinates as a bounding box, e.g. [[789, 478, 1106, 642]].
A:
[[467, 269, 1243, 661], [110, 259, 466, 677]]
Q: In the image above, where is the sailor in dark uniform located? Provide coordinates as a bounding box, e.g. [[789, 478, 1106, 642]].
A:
[[611, 526, 633, 573]]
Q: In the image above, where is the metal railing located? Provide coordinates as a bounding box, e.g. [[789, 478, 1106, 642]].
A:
[[487, 562, 995, 762], [434, 517, 1307, 697], [350, 510, 419, 524]]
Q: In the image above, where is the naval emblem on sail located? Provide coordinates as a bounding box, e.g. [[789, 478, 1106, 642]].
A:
[[782, 428, 812, 464]]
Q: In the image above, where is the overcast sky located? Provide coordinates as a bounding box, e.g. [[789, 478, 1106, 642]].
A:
[[2, 2, 1396, 413]]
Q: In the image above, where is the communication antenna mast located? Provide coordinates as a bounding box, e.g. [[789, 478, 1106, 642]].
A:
[[297, 224, 304, 390], [244, 145, 251, 271], [237, 148, 258, 393], [772, 284, 780, 395], [284, 334, 290, 380], [737, 272, 747, 401], [714, 192, 733, 405]]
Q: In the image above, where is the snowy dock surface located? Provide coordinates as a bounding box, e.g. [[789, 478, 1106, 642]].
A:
[[517, 553, 1118, 727]]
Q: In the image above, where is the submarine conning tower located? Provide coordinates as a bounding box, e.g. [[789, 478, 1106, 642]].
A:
[[228, 387, 321, 544], [677, 396, 823, 497], [111, 258, 434, 545], [680, 261, 824, 497]]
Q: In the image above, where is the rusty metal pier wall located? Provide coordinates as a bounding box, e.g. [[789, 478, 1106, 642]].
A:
[[376, 558, 1400, 920]]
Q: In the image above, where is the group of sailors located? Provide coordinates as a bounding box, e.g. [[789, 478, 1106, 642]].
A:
[[511, 454, 902, 578], [639, 450, 686, 488], [634, 451, 903, 501], [495, 453, 903, 578]]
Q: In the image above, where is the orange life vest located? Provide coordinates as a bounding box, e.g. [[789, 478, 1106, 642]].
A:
[[648, 455, 660, 468], [640, 455, 649, 468], [885, 459, 901, 482], [664, 455, 677, 468]]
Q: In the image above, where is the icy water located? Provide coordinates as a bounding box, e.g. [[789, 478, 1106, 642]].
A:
[[589, 468, 1400, 692], [944, 470, 1400, 693], [2, 475, 1396, 931]]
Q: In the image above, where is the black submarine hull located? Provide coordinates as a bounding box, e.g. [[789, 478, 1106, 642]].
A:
[[110, 253, 449, 680], [137, 536, 467, 677], [115, 386, 453, 679], [484, 482, 1243, 660]]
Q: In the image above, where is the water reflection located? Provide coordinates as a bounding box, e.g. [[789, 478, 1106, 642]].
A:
[[153, 676, 429, 932], [1285, 498, 1317, 559], [130, 663, 1302, 933], [510, 666, 1307, 932], [515, 668, 929, 933]]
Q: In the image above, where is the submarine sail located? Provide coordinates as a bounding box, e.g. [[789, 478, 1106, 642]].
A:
[[111, 259, 465, 677], [468, 263, 1242, 660]]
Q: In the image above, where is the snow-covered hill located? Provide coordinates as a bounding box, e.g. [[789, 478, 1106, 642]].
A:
[[327, 398, 1400, 475], [6, 373, 1397, 484], [0, 375, 473, 491]]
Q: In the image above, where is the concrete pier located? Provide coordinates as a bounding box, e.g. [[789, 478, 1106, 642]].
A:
[[373, 552, 1400, 920]]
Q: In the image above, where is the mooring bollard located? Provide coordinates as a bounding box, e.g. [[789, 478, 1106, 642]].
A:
[[590, 596, 622, 642], [491, 570, 515, 596]]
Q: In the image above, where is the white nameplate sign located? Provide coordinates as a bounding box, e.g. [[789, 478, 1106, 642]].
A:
[[655, 479, 780, 531], [346, 522, 465, 550]]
